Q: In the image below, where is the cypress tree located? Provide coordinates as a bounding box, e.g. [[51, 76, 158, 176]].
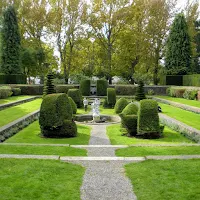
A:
[[43, 72, 55, 97], [135, 81, 146, 101], [1, 6, 21, 74], [165, 13, 192, 75]]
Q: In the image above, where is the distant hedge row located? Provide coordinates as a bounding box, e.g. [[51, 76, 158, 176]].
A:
[[160, 74, 200, 86], [0, 74, 26, 84]]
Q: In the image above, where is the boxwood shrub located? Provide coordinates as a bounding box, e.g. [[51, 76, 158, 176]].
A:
[[114, 97, 129, 114], [115, 85, 136, 95], [137, 99, 160, 138], [183, 89, 198, 100], [69, 96, 77, 114], [167, 87, 186, 98], [80, 79, 91, 96], [12, 88, 21, 96], [67, 89, 83, 108], [107, 88, 116, 107], [55, 85, 76, 94], [0, 86, 12, 99], [96, 79, 108, 96], [122, 102, 138, 115]]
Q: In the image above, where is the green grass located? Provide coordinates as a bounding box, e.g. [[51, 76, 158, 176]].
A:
[[160, 103, 200, 130], [107, 124, 193, 145], [116, 146, 200, 157], [0, 159, 84, 200], [125, 160, 200, 200], [0, 95, 34, 105], [0, 99, 42, 127], [0, 145, 87, 156], [5, 121, 91, 145], [76, 107, 91, 114], [99, 105, 116, 115], [156, 95, 200, 108]]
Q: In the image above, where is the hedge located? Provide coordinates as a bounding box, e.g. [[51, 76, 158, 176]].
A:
[[107, 88, 116, 107], [137, 99, 160, 138], [0, 86, 12, 99], [183, 74, 200, 87], [55, 85, 76, 94], [80, 80, 91, 96], [0, 74, 27, 84], [67, 89, 83, 108], [96, 80, 108, 96], [69, 96, 77, 114], [167, 87, 186, 98], [114, 97, 129, 114], [115, 85, 136, 95], [11, 88, 21, 96], [122, 102, 138, 115]]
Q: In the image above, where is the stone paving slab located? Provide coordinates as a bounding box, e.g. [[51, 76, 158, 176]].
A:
[[146, 155, 200, 160], [0, 143, 70, 147], [0, 154, 59, 160], [129, 143, 200, 147], [70, 144, 128, 148]]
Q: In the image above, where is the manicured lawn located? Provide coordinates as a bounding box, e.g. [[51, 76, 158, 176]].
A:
[[116, 146, 200, 157], [107, 124, 193, 145], [0, 159, 84, 200], [0, 99, 42, 127], [160, 103, 200, 130], [0, 95, 34, 105], [125, 160, 200, 200], [156, 95, 200, 108], [99, 105, 116, 115], [76, 107, 91, 114], [0, 145, 87, 156], [5, 121, 91, 145]]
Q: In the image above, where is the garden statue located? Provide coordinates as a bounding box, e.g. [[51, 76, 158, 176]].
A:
[[92, 98, 100, 122], [83, 97, 88, 112]]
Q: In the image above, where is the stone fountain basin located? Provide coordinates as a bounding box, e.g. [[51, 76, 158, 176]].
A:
[[74, 114, 121, 125]]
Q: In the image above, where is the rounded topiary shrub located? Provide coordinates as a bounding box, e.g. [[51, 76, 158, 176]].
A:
[[137, 99, 160, 138], [80, 79, 91, 96], [67, 89, 83, 108], [69, 96, 77, 114], [114, 98, 129, 114], [39, 93, 73, 137], [122, 102, 138, 115], [96, 79, 108, 96], [11, 88, 21, 96], [119, 113, 137, 136], [107, 88, 116, 107]]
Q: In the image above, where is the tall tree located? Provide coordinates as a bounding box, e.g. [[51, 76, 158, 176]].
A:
[[165, 13, 192, 75], [1, 6, 21, 74]]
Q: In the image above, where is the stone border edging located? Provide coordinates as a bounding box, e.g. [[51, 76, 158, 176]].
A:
[[0, 96, 40, 111], [0, 143, 70, 147], [0, 109, 40, 142], [159, 113, 200, 143], [152, 96, 200, 114], [146, 155, 200, 160], [0, 154, 59, 160]]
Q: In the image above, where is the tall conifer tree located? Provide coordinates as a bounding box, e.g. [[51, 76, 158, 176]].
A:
[[165, 13, 192, 75], [1, 6, 21, 74]]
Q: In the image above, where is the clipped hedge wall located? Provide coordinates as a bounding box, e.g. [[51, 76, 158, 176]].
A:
[[0, 86, 12, 99], [55, 85, 77, 94], [107, 88, 116, 107], [67, 89, 83, 108], [183, 74, 200, 87], [0, 74, 27, 84], [137, 99, 160, 138], [122, 102, 138, 115], [114, 97, 129, 114], [80, 79, 91, 96], [96, 79, 108, 96], [160, 75, 183, 86], [69, 96, 77, 114], [115, 85, 136, 95], [11, 88, 21, 96]]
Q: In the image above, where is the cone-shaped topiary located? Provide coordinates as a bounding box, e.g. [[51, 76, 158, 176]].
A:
[[43, 72, 55, 97], [114, 98, 129, 114], [122, 102, 138, 115], [135, 81, 146, 101], [107, 88, 116, 107], [97, 79, 108, 96], [80, 79, 91, 96], [69, 96, 77, 114]]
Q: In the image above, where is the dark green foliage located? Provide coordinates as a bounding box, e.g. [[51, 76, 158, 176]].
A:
[[165, 13, 192, 75], [67, 89, 83, 108], [15, 85, 43, 95], [96, 79, 108, 96], [0, 86, 12, 99], [166, 75, 183, 85], [137, 99, 160, 138], [103, 98, 109, 108], [183, 89, 198, 100], [11, 88, 21, 96], [55, 85, 77, 93], [115, 85, 136, 95], [183, 75, 200, 86], [107, 88, 116, 107], [122, 102, 138, 115], [0, 74, 26, 84], [69, 97, 77, 114], [114, 98, 129, 114], [119, 113, 137, 136], [43, 72, 55, 96], [80, 79, 91, 96], [1, 6, 21, 74], [39, 93, 75, 138], [167, 87, 186, 98], [135, 81, 146, 101]]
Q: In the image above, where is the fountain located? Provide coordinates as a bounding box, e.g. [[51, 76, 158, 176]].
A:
[[91, 98, 100, 122]]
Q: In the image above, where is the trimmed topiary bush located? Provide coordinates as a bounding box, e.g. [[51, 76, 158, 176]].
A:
[[137, 99, 160, 138], [122, 102, 138, 115], [67, 89, 83, 108], [114, 98, 129, 114], [11, 88, 21, 96], [107, 88, 116, 107], [135, 81, 146, 101], [39, 93, 75, 138], [119, 113, 137, 136], [96, 79, 108, 96], [80, 79, 91, 96], [183, 89, 198, 100], [69, 97, 77, 114], [0, 86, 12, 99], [43, 72, 55, 97]]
